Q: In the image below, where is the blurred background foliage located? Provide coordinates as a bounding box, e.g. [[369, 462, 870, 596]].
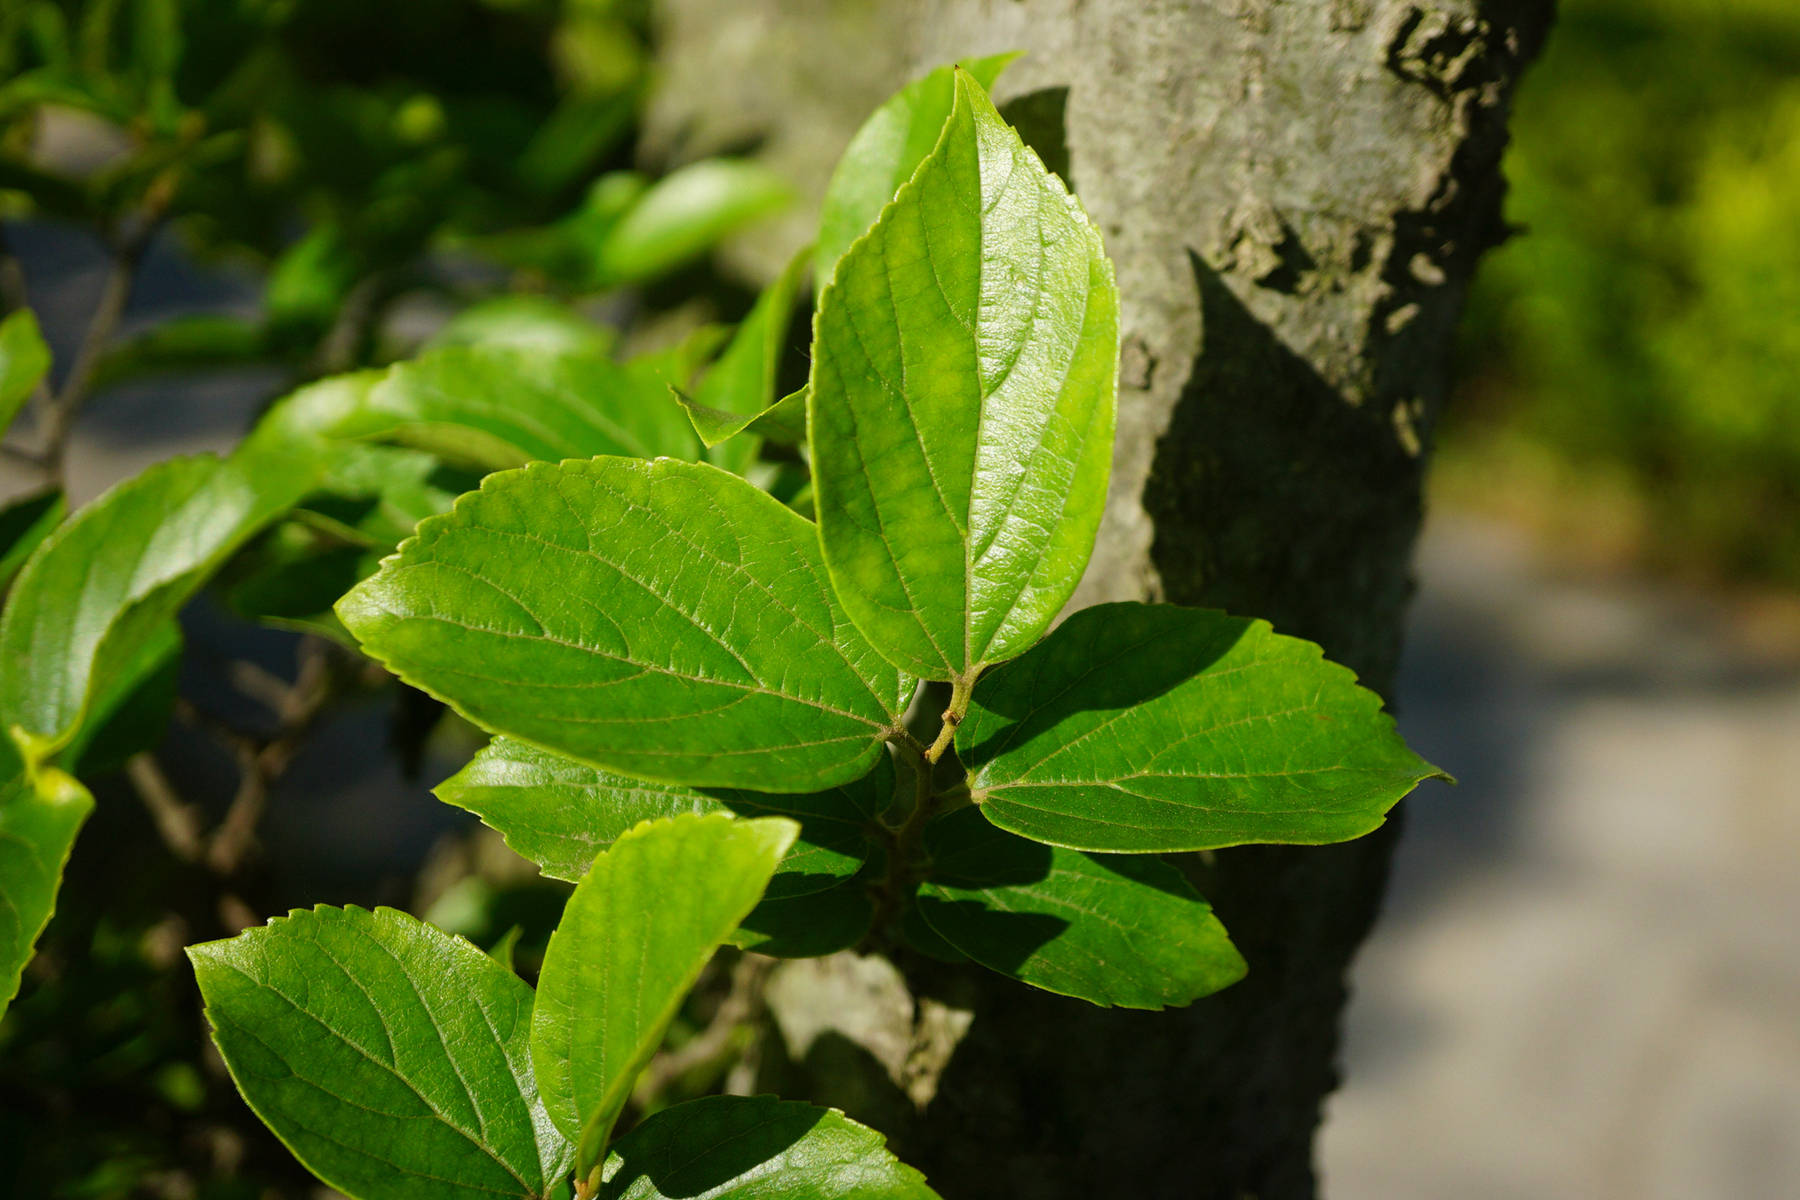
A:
[[1447, 0, 1800, 587], [0, 1, 793, 1195]]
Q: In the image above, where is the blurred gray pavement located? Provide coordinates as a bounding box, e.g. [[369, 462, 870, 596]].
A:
[[1323, 513, 1800, 1199]]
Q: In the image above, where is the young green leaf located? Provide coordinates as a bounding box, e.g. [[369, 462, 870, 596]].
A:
[[0, 446, 315, 760], [688, 248, 809, 462], [0, 307, 51, 431], [530, 813, 798, 1177], [809, 70, 1119, 683], [340, 457, 913, 792], [597, 1095, 940, 1199], [815, 53, 1017, 281], [0, 767, 93, 1016], [189, 905, 573, 1200], [674, 384, 808, 450], [358, 345, 699, 468], [593, 159, 790, 288], [430, 295, 618, 357], [914, 809, 1245, 1009], [435, 735, 889, 898], [957, 603, 1449, 853]]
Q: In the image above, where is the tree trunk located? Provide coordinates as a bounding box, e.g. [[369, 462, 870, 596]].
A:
[[648, 2, 1553, 1195]]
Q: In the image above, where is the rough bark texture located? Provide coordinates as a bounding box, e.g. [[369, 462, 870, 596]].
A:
[[648, 2, 1553, 1196]]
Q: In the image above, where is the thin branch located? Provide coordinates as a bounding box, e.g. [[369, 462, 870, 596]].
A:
[[126, 753, 207, 863], [205, 640, 340, 875], [632, 955, 774, 1110]]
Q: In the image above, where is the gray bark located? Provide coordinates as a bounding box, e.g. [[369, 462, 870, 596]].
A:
[[648, 2, 1552, 1195]]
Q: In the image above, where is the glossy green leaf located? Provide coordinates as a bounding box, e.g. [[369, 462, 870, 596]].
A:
[[189, 905, 573, 1200], [598, 1095, 939, 1200], [0, 306, 51, 431], [531, 813, 797, 1176], [729, 874, 875, 959], [915, 808, 1245, 1009], [674, 384, 808, 450], [359, 345, 699, 468], [339, 457, 913, 792], [959, 603, 1449, 853], [815, 53, 1017, 282], [435, 735, 888, 898], [0, 767, 93, 1016], [0, 486, 63, 585], [594, 159, 789, 288], [0, 445, 315, 760], [296, 442, 476, 549], [809, 71, 1119, 682]]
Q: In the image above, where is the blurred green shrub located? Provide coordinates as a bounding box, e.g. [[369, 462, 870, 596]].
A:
[[1453, 0, 1800, 583]]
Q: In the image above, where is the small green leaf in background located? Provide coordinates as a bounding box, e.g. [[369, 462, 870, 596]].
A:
[[914, 809, 1245, 1009], [435, 735, 888, 902], [598, 1095, 940, 1200], [0, 486, 63, 586], [0, 767, 93, 1016], [0, 445, 316, 761], [429, 295, 618, 357], [957, 603, 1448, 853], [340, 457, 913, 792], [809, 70, 1119, 683], [689, 248, 809, 473], [675, 384, 809, 451], [0, 306, 51, 432], [530, 813, 797, 1178], [189, 905, 572, 1200], [593, 159, 790, 288], [361, 345, 699, 468], [815, 53, 1017, 282]]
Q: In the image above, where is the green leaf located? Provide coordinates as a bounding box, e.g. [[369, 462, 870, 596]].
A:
[[435, 736, 889, 898], [690, 248, 809, 473], [355, 345, 699, 468], [225, 534, 373, 643], [809, 70, 1119, 682], [692, 249, 808, 420], [0, 307, 51, 431], [674, 384, 808, 450], [339, 457, 913, 792], [0, 445, 315, 759], [189, 905, 573, 1200], [430, 296, 617, 358], [914, 808, 1245, 1009], [816, 53, 1017, 282], [64, 618, 181, 775], [531, 813, 797, 1177], [0, 767, 93, 1017], [297, 442, 476, 549], [958, 603, 1449, 853], [598, 1095, 939, 1200], [0, 486, 63, 586], [594, 159, 789, 288], [729, 876, 874, 960]]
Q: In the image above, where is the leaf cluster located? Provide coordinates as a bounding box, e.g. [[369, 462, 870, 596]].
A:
[[0, 55, 1445, 1198]]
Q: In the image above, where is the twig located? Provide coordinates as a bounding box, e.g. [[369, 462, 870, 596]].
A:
[[632, 955, 775, 1109], [126, 753, 207, 863], [205, 640, 339, 875]]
